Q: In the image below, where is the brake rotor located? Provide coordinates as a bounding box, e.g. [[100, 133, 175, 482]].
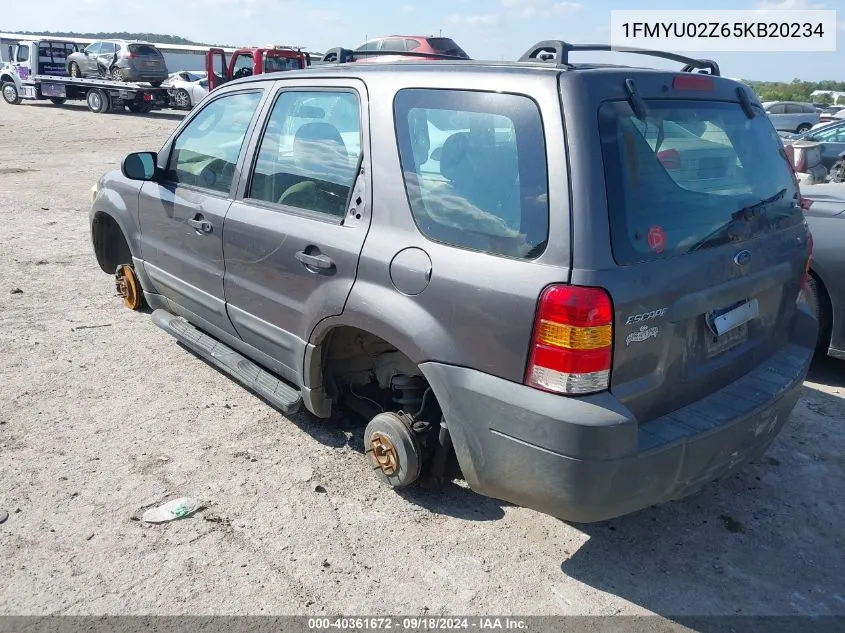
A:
[[364, 412, 422, 489], [115, 264, 142, 310]]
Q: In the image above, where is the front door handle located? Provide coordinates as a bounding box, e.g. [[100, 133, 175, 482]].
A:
[[295, 250, 334, 270], [186, 217, 212, 233]]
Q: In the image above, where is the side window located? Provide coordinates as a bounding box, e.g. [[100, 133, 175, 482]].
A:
[[85, 43, 101, 55], [785, 103, 803, 114], [165, 90, 263, 193], [394, 89, 549, 260], [247, 90, 362, 219], [405, 39, 421, 51], [101, 42, 116, 55], [381, 38, 407, 51], [768, 103, 785, 114], [232, 53, 254, 79], [16, 46, 29, 62], [357, 40, 379, 51], [815, 126, 845, 142]]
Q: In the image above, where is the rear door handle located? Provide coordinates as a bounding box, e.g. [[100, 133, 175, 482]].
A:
[[295, 251, 334, 270], [186, 218, 212, 233]]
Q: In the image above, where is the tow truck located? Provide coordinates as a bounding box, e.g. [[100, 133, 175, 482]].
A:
[[1, 38, 170, 114], [206, 45, 311, 91]]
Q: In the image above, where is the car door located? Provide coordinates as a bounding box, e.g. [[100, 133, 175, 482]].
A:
[[96, 42, 116, 75], [222, 79, 370, 384], [138, 87, 267, 338], [766, 103, 786, 129], [81, 42, 101, 74], [814, 124, 845, 168]]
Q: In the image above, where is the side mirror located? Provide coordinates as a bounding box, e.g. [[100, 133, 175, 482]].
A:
[[430, 147, 442, 161], [83, 49, 89, 56], [122, 152, 157, 181]]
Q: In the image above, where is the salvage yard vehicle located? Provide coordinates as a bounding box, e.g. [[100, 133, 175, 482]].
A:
[[89, 40, 817, 523], [66, 39, 169, 86], [164, 70, 209, 109], [206, 45, 311, 92], [1, 38, 169, 113]]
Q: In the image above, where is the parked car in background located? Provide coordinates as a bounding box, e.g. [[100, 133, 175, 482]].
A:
[[353, 35, 469, 61], [799, 183, 845, 359], [66, 40, 168, 86], [762, 100, 820, 133], [818, 105, 845, 124], [163, 70, 208, 109], [782, 119, 845, 171]]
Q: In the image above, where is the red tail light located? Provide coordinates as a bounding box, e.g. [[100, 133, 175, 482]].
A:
[[143, 93, 152, 102], [122, 52, 139, 59], [525, 285, 613, 395], [657, 149, 681, 169], [672, 75, 713, 91]]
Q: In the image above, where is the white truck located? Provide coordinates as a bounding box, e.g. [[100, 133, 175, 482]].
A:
[[1, 39, 170, 114]]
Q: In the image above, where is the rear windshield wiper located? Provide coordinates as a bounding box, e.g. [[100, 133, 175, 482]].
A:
[[689, 188, 787, 252]]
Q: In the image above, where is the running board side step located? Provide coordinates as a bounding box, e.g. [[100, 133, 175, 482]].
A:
[[151, 309, 303, 415]]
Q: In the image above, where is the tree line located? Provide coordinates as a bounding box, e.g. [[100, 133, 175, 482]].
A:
[[745, 79, 845, 104], [11, 30, 234, 48]]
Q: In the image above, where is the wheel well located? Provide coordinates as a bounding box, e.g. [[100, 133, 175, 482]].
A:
[[810, 269, 833, 347], [0, 74, 14, 84], [91, 212, 132, 274], [318, 326, 439, 421]]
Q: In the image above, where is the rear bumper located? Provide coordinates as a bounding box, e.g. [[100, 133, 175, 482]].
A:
[[121, 68, 167, 83], [419, 304, 817, 523]]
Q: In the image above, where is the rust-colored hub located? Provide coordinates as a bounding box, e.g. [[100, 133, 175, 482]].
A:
[[115, 264, 141, 310], [368, 432, 398, 476]]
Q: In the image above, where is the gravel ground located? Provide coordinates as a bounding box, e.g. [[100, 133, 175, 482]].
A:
[[1, 100, 844, 622]]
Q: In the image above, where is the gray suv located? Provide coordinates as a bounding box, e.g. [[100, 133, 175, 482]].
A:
[[67, 40, 168, 86], [89, 41, 817, 522], [763, 100, 820, 133]]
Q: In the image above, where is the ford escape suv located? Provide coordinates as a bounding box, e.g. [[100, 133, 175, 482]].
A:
[[89, 40, 817, 523]]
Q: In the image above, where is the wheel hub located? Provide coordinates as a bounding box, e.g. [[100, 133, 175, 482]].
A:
[[368, 432, 398, 476], [115, 265, 139, 309], [3, 85, 16, 100]]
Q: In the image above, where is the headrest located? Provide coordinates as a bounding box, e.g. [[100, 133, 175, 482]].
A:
[[438, 132, 473, 182], [294, 121, 346, 152]]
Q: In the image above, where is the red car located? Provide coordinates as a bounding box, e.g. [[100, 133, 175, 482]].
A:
[[352, 35, 469, 61]]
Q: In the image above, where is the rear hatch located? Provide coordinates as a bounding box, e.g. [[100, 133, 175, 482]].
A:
[[129, 44, 166, 73], [571, 71, 811, 423]]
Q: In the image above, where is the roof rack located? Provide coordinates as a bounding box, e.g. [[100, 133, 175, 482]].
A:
[[518, 40, 720, 76], [321, 47, 468, 64]]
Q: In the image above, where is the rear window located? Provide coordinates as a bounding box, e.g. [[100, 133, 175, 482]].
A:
[[598, 99, 801, 265], [129, 44, 162, 57], [263, 55, 302, 72], [425, 38, 469, 58], [394, 88, 549, 260]]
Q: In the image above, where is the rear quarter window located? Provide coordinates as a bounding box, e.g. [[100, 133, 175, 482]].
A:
[[598, 99, 801, 264], [129, 44, 162, 57], [393, 88, 549, 260]]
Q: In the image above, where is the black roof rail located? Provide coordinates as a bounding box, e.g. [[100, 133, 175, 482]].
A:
[[321, 47, 470, 64], [519, 40, 721, 76]]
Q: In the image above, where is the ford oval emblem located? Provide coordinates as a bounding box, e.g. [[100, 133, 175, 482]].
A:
[[734, 249, 751, 266]]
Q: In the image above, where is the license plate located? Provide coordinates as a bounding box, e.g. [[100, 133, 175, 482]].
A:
[[707, 298, 759, 337]]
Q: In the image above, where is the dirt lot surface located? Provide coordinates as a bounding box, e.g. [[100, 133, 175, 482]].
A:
[[1, 101, 844, 623]]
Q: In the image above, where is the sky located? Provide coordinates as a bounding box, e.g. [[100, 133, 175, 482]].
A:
[[4, 0, 843, 81]]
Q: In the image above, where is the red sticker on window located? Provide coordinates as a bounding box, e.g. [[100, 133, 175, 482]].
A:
[[647, 225, 666, 253]]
